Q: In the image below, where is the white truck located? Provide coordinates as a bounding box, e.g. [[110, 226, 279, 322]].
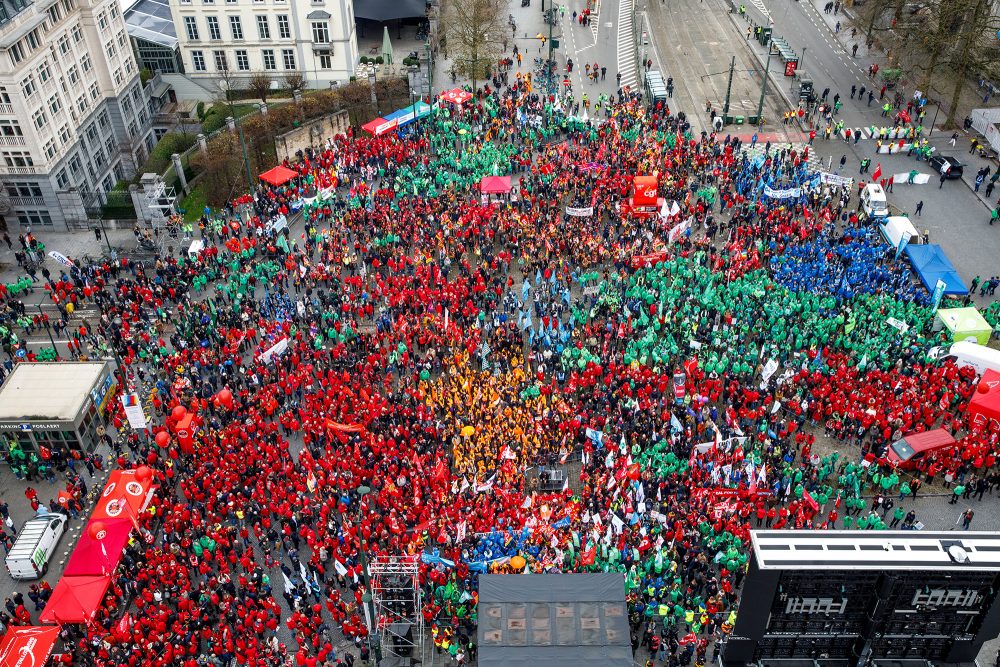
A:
[[928, 341, 1000, 376], [5, 513, 67, 580]]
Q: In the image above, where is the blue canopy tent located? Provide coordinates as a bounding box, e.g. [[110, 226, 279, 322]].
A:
[[382, 101, 431, 129], [904, 244, 969, 295]]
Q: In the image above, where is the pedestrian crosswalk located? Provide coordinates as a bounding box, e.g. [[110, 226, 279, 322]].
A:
[[616, 0, 637, 91], [741, 142, 825, 173]]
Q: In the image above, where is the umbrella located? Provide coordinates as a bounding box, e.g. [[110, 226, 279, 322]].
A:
[[382, 26, 394, 66]]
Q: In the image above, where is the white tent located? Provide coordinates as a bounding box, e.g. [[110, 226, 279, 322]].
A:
[[879, 215, 918, 251]]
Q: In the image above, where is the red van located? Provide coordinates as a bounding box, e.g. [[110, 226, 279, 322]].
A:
[[883, 428, 957, 469]]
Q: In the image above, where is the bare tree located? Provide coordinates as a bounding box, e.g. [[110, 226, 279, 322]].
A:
[[248, 71, 273, 103], [444, 0, 505, 92], [284, 71, 306, 92]]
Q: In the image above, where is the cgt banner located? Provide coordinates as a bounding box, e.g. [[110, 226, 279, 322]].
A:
[[566, 206, 594, 217]]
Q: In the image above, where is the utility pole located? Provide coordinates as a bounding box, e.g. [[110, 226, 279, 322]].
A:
[[723, 55, 736, 120], [799, 46, 806, 77], [356, 485, 382, 666], [755, 46, 772, 127]]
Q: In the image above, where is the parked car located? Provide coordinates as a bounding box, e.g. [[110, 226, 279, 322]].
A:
[[929, 155, 964, 179], [879, 428, 957, 470]]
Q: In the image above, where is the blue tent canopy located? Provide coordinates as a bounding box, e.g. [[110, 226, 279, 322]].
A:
[[383, 101, 431, 129], [904, 244, 968, 295]]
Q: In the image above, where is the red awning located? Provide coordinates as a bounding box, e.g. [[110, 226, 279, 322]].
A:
[[258, 165, 299, 187], [91, 469, 154, 522], [970, 369, 1000, 429], [0, 626, 60, 667], [439, 88, 473, 106], [362, 117, 400, 136], [39, 574, 112, 625], [64, 518, 132, 577], [480, 175, 512, 194]]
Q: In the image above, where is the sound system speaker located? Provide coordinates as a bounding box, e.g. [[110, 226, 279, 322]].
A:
[[388, 622, 414, 656]]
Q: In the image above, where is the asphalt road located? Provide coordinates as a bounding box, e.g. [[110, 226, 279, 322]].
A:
[[759, 0, 1000, 301]]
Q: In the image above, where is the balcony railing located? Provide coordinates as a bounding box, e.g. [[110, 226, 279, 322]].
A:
[[0, 135, 26, 145], [0, 103, 14, 114], [0, 165, 38, 174]]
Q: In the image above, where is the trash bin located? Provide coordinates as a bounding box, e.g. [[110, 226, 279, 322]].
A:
[[735, 116, 745, 125]]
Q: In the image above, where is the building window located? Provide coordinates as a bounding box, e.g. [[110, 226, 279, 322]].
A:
[[206, 16, 221, 40], [71, 24, 82, 43], [67, 65, 78, 84], [38, 61, 51, 83], [77, 95, 87, 113], [58, 125, 69, 144], [102, 174, 114, 191], [105, 41, 117, 58], [281, 49, 295, 70], [256, 15, 269, 39], [191, 50, 205, 71], [3, 151, 34, 167], [113, 69, 123, 85], [98, 110, 110, 129], [58, 36, 69, 55], [89, 82, 99, 100], [69, 154, 81, 174], [48, 95, 61, 114], [276, 14, 290, 39], [235, 49, 249, 70], [117, 31, 127, 48], [32, 109, 46, 129], [8, 42, 24, 67], [81, 54, 92, 72], [213, 50, 227, 71], [20, 211, 52, 226], [97, 12, 107, 30], [56, 169, 68, 188], [311, 22, 328, 43], [0, 120, 22, 136], [229, 15, 243, 39], [183, 16, 199, 40], [47, 4, 62, 23], [0, 87, 10, 105], [21, 76, 36, 98], [7, 183, 42, 197], [105, 135, 114, 157], [319, 53, 331, 69], [43, 139, 56, 159], [262, 49, 275, 70], [110, 5, 119, 19], [127, 118, 137, 137]]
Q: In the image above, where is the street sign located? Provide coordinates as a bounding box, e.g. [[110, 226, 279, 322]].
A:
[[550, 39, 559, 49]]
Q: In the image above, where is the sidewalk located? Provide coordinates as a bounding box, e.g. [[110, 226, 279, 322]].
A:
[[807, 0, 1000, 211]]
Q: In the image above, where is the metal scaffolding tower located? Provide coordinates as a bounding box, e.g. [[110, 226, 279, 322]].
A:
[[369, 555, 423, 660]]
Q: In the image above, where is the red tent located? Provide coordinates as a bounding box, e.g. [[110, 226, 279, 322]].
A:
[[969, 369, 1000, 429], [91, 469, 155, 522], [258, 165, 299, 187], [0, 626, 59, 667], [439, 88, 473, 106], [361, 117, 397, 136], [64, 518, 132, 576], [39, 574, 112, 624], [480, 175, 512, 194]]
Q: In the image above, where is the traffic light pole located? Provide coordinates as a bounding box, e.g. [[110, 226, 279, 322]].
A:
[[755, 46, 772, 127], [723, 55, 735, 119]]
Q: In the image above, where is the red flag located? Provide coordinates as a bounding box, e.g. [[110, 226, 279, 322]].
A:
[[679, 632, 698, 645], [116, 612, 132, 636], [580, 545, 597, 566], [803, 489, 820, 514], [872, 163, 882, 183]]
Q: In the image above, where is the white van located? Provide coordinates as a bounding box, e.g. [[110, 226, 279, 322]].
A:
[[860, 183, 889, 220], [928, 341, 1000, 377], [6, 514, 67, 580]]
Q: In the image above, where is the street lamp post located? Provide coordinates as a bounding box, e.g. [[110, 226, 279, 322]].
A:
[[356, 485, 382, 666], [755, 46, 773, 127]]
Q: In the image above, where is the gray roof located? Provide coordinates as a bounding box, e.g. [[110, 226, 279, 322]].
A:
[[477, 574, 633, 667], [124, 0, 177, 49]]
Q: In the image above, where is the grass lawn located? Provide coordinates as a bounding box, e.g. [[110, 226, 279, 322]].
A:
[[201, 103, 260, 134], [178, 187, 210, 223]]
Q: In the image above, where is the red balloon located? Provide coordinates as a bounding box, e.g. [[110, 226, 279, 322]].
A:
[[627, 463, 641, 481], [135, 465, 152, 483], [218, 387, 234, 409], [88, 521, 106, 541], [171, 406, 187, 421], [979, 383, 990, 394], [154, 431, 169, 448]]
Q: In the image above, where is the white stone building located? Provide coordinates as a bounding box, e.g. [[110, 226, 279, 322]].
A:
[[168, 0, 358, 93], [0, 0, 156, 230]]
